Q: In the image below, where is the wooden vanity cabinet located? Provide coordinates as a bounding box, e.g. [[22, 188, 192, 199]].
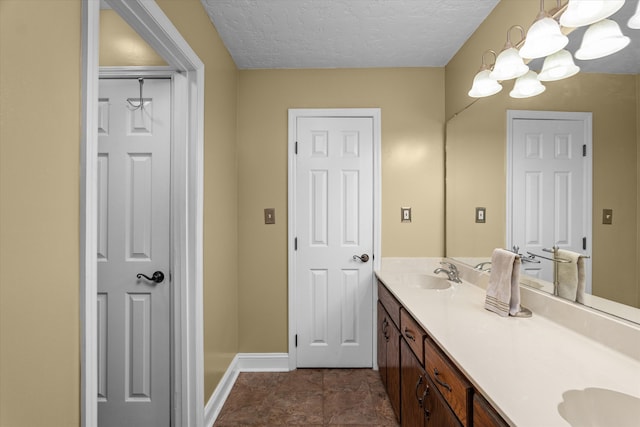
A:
[[473, 394, 509, 427], [377, 284, 401, 420], [377, 280, 508, 427]]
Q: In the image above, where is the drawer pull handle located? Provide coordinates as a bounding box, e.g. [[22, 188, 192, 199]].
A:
[[414, 374, 425, 406], [381, 318, 389, 341], [404, 328, 416, 342], [423, 406, 431, 422], [433, 368, 452, 392], [422, 384, 431, 420]]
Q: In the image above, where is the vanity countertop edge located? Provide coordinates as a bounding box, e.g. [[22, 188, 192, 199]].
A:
[[375, 257, 640, 427]]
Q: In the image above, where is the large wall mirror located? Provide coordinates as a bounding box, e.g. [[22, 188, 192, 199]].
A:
[[444, 0, 640, 323]]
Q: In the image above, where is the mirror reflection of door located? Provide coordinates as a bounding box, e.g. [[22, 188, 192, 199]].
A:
[[507, 111, 592, 294]]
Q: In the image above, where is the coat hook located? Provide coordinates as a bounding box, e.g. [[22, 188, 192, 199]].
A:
[[127, 78, 145, 110]]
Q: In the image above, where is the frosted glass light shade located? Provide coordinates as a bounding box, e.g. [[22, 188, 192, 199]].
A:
[[629, 1, 640, 29], [468, 70, 503, 98], [538, 50, 580, 81], [490, 47, 529, 80], [510, 71, 546, 98], [559, 0, 625, 28], [575, 19, 630, 60], [519, 17, 569, 59]]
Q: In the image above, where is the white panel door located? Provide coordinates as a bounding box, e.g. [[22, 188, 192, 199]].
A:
[[510, 117, 589, 284], [295, 116, 374, 368], [98, 78, 171, 427]]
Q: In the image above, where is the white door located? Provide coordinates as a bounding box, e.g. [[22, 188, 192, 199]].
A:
[[295, 115, 374, 368], [97, 78, 171, 426], [509, 114, 591, 287]]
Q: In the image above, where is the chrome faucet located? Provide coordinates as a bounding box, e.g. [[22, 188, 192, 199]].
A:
[[474, 261, 492, 271], [433, 262, 462, 283]]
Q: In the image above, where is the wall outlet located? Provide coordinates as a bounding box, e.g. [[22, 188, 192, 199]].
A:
[[401, 207, 411, 223], [264, 208, 276, 224], [475, 207, 486, 223]]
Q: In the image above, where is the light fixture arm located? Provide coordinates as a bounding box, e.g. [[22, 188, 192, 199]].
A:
[[480, 50, 497, 71], [535, 0, 550, 20], [534, 0, 564, 20], [504, 25, 526, 50], [548, 0, 565, 17]]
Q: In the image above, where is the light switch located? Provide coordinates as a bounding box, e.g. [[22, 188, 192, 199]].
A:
[[603, 208, 613, 225], [264, 208, 276, 224], [401, 207, 411, 223], [476, 207, 486, 223]]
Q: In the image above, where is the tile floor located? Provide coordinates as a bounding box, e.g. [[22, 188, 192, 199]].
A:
[[213, 368, 400, 426]]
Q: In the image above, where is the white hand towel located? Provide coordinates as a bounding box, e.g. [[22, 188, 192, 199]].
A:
[[556, 249, 586, 303], [485, 248, 522, 317]]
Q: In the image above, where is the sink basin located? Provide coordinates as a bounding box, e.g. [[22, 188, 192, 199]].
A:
[[402, 274, 451, 290], [558, 388, 640, 427]]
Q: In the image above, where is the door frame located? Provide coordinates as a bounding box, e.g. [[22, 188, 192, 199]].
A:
[[287, 108, 382, 370], [82, 2, 205, 427], [506, 110, 593, 293]]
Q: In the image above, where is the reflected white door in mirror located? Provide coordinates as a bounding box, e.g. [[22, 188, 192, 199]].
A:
[[507, 110, 592, 295]]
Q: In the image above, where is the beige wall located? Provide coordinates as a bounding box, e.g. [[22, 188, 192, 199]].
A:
[[100, 10, 166, 66], [445, 0, 639, 307], [236, 68, 445, 352], [0, 1, 81, 425]]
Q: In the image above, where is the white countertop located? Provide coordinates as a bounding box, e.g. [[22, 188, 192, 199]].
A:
[[376, 258, 640, 427]]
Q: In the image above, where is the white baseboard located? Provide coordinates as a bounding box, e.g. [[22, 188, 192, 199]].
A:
[[203, 353, 290, 426]]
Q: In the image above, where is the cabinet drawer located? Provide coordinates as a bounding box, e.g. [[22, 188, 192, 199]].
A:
[[378, 281, 401, 328], [424, 337, 472, 426], [400, 308, 426, 364]]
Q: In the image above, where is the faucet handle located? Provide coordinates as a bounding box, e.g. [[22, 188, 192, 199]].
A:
[[440, 261, 457, 272]]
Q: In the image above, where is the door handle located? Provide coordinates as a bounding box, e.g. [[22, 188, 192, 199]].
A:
[[353, 254, 370, 263], [136, 271, 165, 283]]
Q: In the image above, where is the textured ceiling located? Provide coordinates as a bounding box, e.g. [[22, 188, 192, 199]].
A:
[[201, 0, 500, 69], [201, 0, 639, 74]]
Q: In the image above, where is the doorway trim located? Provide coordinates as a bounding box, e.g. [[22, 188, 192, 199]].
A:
[[506, 110, 593, 293], [81, 2, 205, 427], [286, 108, 382, 370]]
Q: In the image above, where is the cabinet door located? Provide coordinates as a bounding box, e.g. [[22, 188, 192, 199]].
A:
[[378, 301, 401, 421], [386, 315, 401, 420], [377, 302, 389, 386], [401, 339, 427, 427], [473, 394, 509, 427], [424, 375, 462, 427]]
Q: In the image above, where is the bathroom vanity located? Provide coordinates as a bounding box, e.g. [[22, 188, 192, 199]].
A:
[[376, 258, 640, 427]]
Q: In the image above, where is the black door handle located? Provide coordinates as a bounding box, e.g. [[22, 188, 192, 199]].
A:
[[136, 271, 165, 283]]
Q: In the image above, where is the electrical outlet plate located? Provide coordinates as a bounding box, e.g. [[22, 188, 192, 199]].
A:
[[475, 207, 486, 223], [401, 207, 411, 223], [264, 208, 276, 224]]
